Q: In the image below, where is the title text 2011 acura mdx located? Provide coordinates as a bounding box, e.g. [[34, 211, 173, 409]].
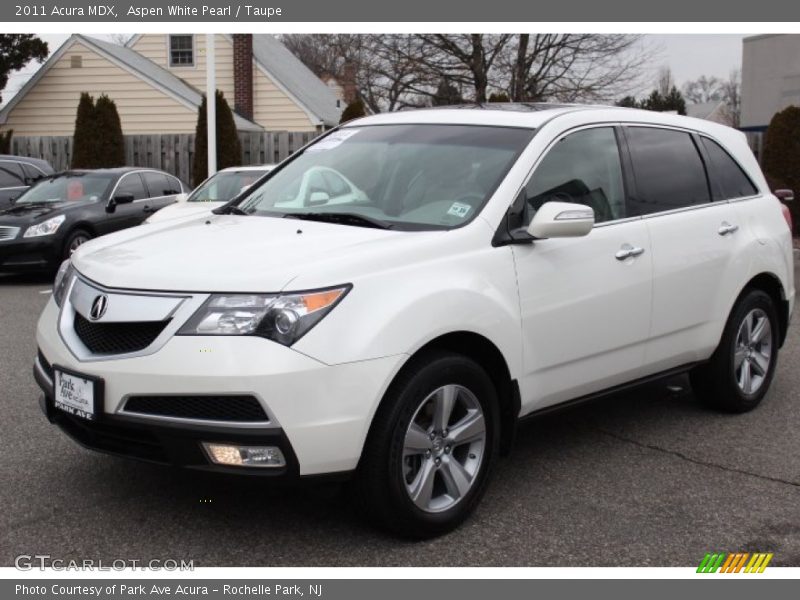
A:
[[34, 105, 794, 537]]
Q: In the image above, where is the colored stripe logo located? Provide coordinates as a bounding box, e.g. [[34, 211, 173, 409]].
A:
[[697, 552, 773, 573]]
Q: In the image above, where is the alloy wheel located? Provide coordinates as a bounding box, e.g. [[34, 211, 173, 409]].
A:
[[402, 384, 486, 513], [734, 308, 773, 395]]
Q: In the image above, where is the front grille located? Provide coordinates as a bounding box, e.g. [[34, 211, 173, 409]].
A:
[[124, 395, 269, 422], [74, 313, 169, 355], [0, 226, 20, 241]]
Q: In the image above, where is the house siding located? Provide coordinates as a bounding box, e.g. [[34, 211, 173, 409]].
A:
[[253, 64, 317, 131], [1, 40, 199, 135], [133, 34, 317, 131], [130, 34, 236, 102]]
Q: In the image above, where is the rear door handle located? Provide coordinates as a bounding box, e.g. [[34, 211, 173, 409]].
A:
[[615, 243, 645, 260], [718, 222, 739, 236]]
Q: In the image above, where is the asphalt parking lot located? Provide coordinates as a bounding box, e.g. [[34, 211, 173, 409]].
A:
[[1, 265, 799, 568]]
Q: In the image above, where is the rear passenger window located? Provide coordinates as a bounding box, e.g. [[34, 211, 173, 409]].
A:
[[524, 127, 626, 224], [142, 172, 172, 197], [626, 127, 710, 215], [700, 137, 758, 200]]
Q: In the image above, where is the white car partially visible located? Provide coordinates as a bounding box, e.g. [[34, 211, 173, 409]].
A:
[[145, 165, 274, 224]]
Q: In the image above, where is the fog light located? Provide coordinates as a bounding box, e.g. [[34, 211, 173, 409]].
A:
[[202, 443, 286, 468]]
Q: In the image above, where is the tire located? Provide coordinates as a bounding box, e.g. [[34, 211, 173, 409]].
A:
[[353, 351, 500, 538], [690, 289, 779, 413], [62, 229, 92, 261]]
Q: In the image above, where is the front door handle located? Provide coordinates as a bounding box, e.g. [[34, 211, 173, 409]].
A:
[[142, 205, 157, 214], [718, 222, 739, 236], [615, 243, 645, 261]]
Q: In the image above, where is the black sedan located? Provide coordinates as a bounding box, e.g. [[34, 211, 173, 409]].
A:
[[0, 168, 185, 273]]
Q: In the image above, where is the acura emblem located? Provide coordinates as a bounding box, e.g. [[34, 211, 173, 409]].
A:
[[89, 294, 108, 320]]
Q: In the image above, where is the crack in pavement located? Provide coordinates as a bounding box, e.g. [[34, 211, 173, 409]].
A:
[[593, 427, 800, 489]]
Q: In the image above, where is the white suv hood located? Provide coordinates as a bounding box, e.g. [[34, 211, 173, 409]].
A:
[[72, 214, 408, 292]]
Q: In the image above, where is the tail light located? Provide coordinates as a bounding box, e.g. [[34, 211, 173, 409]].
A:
[[780, 203, 793, 234]]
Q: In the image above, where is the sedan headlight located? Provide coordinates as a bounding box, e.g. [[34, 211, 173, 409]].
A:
[[24, 215, 66, 238], [177, 286, 350, 346], [53, 259, 75, 307]]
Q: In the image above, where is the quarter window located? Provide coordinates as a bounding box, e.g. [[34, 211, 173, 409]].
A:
[[700, 137, 758, 200], [169, 35, 194, 67], [523, 127, 626, 224], [626, 127, 710, 215]]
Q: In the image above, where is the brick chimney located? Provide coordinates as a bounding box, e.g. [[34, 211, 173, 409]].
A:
[[341, 61, 357, 105], [232, 34, 253, 121]]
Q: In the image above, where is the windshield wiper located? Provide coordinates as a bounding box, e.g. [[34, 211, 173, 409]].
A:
[[215, 205, 248, 215], [283, 212, 392, 230]]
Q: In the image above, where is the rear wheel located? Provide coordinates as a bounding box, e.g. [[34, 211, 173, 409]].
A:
[[690, 289, 779, 413], [354, 352, 499, 538], [63, 229, 92, 261]]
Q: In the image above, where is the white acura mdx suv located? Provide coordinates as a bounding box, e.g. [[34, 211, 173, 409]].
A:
[[35, 105, 795, 537]]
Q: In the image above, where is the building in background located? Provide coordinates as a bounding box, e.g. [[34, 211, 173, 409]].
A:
[[0, 33, 342, 137], [741, 34, 800, 160]]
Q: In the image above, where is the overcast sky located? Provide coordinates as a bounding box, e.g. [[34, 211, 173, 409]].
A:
[[1, 33, 748, 107]]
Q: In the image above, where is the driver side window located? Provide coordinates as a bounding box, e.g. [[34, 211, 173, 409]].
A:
[[523, 127, 626, 225]]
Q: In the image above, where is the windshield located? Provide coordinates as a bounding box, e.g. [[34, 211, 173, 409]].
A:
[[15, 173, 115, 205], [190, 169, 272, 202], [236, 125, 534, 230]]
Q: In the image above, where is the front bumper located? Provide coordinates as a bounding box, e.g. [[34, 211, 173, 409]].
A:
[[36, 297, 405, 476], [0, 236, 62, 272]]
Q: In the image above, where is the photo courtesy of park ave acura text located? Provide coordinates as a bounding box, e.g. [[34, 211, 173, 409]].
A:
[[1, 28, 799, 570]]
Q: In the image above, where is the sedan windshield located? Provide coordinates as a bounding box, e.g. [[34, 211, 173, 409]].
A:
[[190, 169, 272, 202], [15, 173, 115, 205], [236, 125, 534, 230]]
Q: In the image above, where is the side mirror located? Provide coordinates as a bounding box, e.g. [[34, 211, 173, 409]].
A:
[[775, 189, 794, 202], [309, 191, 330, 206], [113, 193, 135, 205], [174, 193, 189, 203], [527, 201, 594, 239], [106, 193, 135, 213]]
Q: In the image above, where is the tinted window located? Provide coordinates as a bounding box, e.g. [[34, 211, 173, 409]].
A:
[[701, 137, 758, 200], [524, 127, 626, 224], [626, 127, 710, 215], [0, 161, 25, 188], [142, 172, 177, 197], [114, 173, 147, 200]]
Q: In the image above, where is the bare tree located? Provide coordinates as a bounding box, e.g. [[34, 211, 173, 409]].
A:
[[406, 34, 512, 103], [107, 34, 132, 46], [682, 75, 723, 104], [719, 69, 741, 128], [282, 33, 653, 112], [502, 34, 652, 103]]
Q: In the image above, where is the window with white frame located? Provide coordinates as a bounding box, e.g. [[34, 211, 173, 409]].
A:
[[169, 35, 194, 67]]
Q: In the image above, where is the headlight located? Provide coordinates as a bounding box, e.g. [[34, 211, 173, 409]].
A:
[[177, 286, 350, 346], [53, 259, 75, 307], [24, 215, 66, 238]]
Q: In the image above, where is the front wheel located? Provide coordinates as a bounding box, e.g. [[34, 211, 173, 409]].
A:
[[690, 289, 779, 413], [354, 352, 499, 538], [62, 229, 92, 261]]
